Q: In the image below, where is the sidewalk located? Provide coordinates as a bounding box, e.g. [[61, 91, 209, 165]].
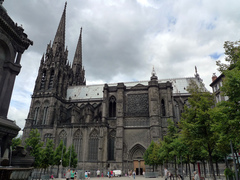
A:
[[53, 176, 166, 180], [52, 176, 224, 180]]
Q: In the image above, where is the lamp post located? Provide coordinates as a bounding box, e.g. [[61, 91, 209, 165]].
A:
[[59, 140, 64, 178], [69, 144, 72, 168]]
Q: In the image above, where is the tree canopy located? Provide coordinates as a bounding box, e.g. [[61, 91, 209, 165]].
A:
[[24, 129, 43, 168]]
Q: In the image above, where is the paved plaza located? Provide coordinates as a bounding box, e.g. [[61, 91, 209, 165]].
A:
[[53, 176, 165, 180], [50, 175, 225, 180]]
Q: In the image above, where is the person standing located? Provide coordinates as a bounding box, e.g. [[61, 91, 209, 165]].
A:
[[133, 171, 136, 179], [85, 171, 88, 180], [74, 170, 78, 180], [66, 169, 71, 180], [164, 168, 168, 180], [88, 171, 91, 179], [193, 171, 200, 180], [97, 169, 101, 178], [71, 170, 75, 179]]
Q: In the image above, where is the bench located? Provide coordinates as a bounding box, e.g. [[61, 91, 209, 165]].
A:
[[144, 172, 159, 178]]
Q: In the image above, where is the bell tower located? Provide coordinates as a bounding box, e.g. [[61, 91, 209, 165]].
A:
[[33, 2, 71, 98]]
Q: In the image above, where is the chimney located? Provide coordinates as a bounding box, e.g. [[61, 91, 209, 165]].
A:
[[212, 73, 217, 82]]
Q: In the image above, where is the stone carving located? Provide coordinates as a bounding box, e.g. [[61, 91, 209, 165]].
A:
[[126, 94, 149, 116], [124, 117, 149, 127]]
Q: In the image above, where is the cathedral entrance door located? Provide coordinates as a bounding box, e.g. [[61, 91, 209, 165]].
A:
[[133, 160, 145, 175]]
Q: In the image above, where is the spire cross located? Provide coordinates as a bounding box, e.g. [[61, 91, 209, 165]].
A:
[[152, 66, 156, 77]]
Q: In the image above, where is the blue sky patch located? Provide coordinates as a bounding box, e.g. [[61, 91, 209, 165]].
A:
[[209, 52, 223, 60]]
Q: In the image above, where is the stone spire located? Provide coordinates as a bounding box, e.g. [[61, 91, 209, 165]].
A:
[[151, 66, 158, 81], [73, 27, 83, 68], [194, 66, 202, 82], [72, 28, 86, 85], [52, 2, 67, 55]]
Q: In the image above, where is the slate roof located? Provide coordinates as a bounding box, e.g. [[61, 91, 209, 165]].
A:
[[67, 76, 205, 100]]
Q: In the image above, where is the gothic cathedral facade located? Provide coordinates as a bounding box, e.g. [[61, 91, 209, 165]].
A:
[[23, 3, 204, 174]]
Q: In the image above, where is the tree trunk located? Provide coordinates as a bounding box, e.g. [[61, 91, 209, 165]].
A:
[[208, 144, 216, 180], [161, 164, 163, 177], [203, 160, 206, 178], [188, 155, 191, 180], [57, 165, 60, 178], [234, 149, 240, 179], [39, 168, 43, 180], [175, 156, 177, 177], [215, 160, 219, 177], [225, 155, 229, 168], [186, 162, 188, 176]]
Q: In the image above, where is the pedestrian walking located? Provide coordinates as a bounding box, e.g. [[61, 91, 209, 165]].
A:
[[85, 171, 88, 180], [66, 169, 71, 180], [97, 169, 101, 178], [193, 171, 199, 180], [74, 171, 78, 180], [133, 171, 136, 179], [164, 168, 168, 180], [50, 174, 54, 179], [71, 170, 75, 179]]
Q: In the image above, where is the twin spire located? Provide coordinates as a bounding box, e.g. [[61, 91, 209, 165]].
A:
[[52, 2, 85, 85], [52, 2, 67, 54]]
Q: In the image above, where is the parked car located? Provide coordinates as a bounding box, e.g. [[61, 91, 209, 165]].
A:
[[113, 170, 122, 177]]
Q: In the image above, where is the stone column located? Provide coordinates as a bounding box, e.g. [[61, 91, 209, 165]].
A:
[[115, 83, 125, 168], [102, 84, 109, 123], [0, 60, 21, 118], [148, 75, 160, 142]]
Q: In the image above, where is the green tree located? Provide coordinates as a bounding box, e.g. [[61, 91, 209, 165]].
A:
[[12, 136, 22, 150], [66, 145, 78, 168], [159, 119, 178, 163], [180, 80, 217, 180], [159, 119, 182, 176], [143, 140, 161, 171], [41, 139, 55, 170], [215, 40, 240, 149], [54, 140, 67, 176], [24, 129, 43, 168], [213, 40, 240, 172]]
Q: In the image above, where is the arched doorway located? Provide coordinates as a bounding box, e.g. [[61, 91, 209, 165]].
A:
[[129, 144, 146, 175]]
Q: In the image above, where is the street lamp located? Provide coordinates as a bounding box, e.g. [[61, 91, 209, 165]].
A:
[[59, 139, 64, 178]]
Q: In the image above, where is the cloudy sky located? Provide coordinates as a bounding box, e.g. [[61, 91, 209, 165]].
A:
[[3, 0, 240, 132]]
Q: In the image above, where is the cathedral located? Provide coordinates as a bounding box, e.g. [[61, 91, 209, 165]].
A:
[[22, 3, 205, 174]]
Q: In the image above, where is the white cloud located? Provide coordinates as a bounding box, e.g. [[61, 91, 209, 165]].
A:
[[3, 0, 240, 129]]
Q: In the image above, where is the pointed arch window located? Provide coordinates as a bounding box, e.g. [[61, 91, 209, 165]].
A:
[[109, 96, 116, 118], [59, 130, 67, 146], [33, 107, 40, 125], [48, 70, 54, 89], [42, 106, 49, 125], [108, 131, 116, 160], [44, 133, 53, 145], [161, 99, 166, 116], [88, 130, 99, 161], [40, 70, 46, 90], [73, 129, 83, 162]]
